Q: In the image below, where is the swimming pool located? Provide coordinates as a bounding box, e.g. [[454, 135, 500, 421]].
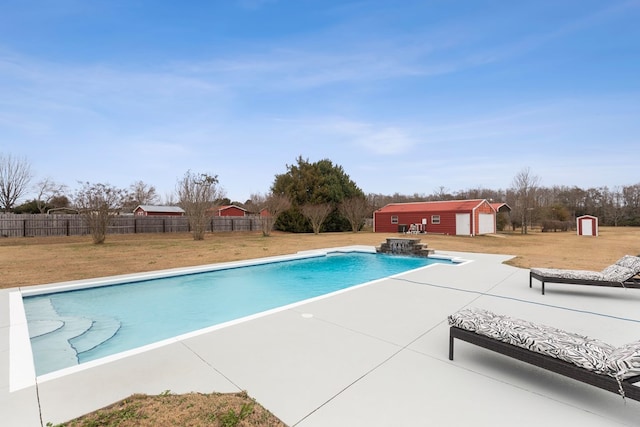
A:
[[19, 248, 460, 377]]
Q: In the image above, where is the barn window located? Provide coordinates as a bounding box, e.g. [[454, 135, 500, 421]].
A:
[[391, 215, 398, 224], [431, 215, 440, 224]]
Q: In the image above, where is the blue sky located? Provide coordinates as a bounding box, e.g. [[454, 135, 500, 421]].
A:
[[2, 0, 639, 204]]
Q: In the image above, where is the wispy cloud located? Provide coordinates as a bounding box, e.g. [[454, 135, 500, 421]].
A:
[[454, 1, 640, 67], [0, 52, 226, 136], [1, 1, 638, 201], [325, 119, 418, 155]]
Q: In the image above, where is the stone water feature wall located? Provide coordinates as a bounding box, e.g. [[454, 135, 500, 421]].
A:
[[376, 238, 435, 257]]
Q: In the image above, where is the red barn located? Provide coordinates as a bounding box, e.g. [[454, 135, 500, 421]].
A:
[[214, 205, 248, 217], [373, 199, 497, 236], [133, 205, 185, 216]]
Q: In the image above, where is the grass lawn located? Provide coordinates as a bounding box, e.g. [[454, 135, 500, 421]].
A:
[[3, 227, 639, 426]]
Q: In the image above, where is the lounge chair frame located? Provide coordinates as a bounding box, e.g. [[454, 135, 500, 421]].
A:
[[449, 326, 640, 401], [529, 271, 640, 295]]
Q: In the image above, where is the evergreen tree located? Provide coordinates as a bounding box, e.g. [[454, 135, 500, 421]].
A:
[[271, 156, 364, 232]]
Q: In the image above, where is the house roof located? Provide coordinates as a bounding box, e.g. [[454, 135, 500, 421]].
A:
[[134, 205, 185, 213], [376, 199, 490, 214]]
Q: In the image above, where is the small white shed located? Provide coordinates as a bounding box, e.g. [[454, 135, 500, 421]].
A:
[[576, 215, 598, 236]]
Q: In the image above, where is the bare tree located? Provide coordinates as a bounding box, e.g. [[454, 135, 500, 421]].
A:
[[607, 186, 625, 227], [511, 167, 540, 234], [0, 153, 33, 212], [74, 182, 127, 244], [339, 196, 370, 232], [163, 191, 177, 206], [301, 203, 333, 234], [431, 186, 453, 200], [252, 192, 291, 236], [177, 171, 222, 240], [34, 178, 67, 213], [123, 180, 160, 212]]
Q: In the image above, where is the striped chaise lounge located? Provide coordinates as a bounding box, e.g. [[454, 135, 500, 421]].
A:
[[529, 255, 640, 295], [448, 307, 640, 401]]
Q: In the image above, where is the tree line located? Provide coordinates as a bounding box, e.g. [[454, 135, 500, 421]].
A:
[[0, 154, 370, 243], [366, 168, 640, 230], [2, 153, 639, 244]]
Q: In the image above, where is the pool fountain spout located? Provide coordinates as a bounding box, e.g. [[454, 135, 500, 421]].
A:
[[376, 238, 435, 257]]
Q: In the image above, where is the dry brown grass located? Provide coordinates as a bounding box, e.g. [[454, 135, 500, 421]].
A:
[[58, 391, 286, 427], [6, 227, 639, 426], [2, 227, 639, 289]]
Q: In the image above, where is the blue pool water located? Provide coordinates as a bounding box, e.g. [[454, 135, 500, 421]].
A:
[[24, 251, 455, 375]]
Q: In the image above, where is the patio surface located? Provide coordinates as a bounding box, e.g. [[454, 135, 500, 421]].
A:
[[2, 249, 640, 426]]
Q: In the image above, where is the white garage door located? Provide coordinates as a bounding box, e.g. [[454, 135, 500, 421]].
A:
[[478, 213, 495, 234]]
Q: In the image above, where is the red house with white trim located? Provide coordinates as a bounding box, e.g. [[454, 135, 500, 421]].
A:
[[373, 199, 497, 236]]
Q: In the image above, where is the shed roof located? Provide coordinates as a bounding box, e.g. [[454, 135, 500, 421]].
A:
[[134, 205, 185, 214], [491, 202, 512, 213], [376, 199, 491, 214], [218, 205, 248, 212]]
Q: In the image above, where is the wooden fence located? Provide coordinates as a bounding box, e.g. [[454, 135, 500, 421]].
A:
[[0, 214, 262, 238]]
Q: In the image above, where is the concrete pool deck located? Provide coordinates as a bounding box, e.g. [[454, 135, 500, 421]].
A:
[[3, 249, 640, 426]]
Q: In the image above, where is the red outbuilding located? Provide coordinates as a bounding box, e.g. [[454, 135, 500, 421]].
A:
[[576, 215, 598, 237], [373, 199, 497, 236], [214, 205, 248, 217], [133, 205, 185, 216]]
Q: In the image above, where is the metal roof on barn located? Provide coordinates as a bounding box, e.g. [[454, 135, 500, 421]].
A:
[[135, 205, 185, 214], [377, 199, 491, 213]]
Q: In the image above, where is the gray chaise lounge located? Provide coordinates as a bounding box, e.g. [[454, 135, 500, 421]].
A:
[[448, 308, 640, 401], [529, 255, 640, 295]]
